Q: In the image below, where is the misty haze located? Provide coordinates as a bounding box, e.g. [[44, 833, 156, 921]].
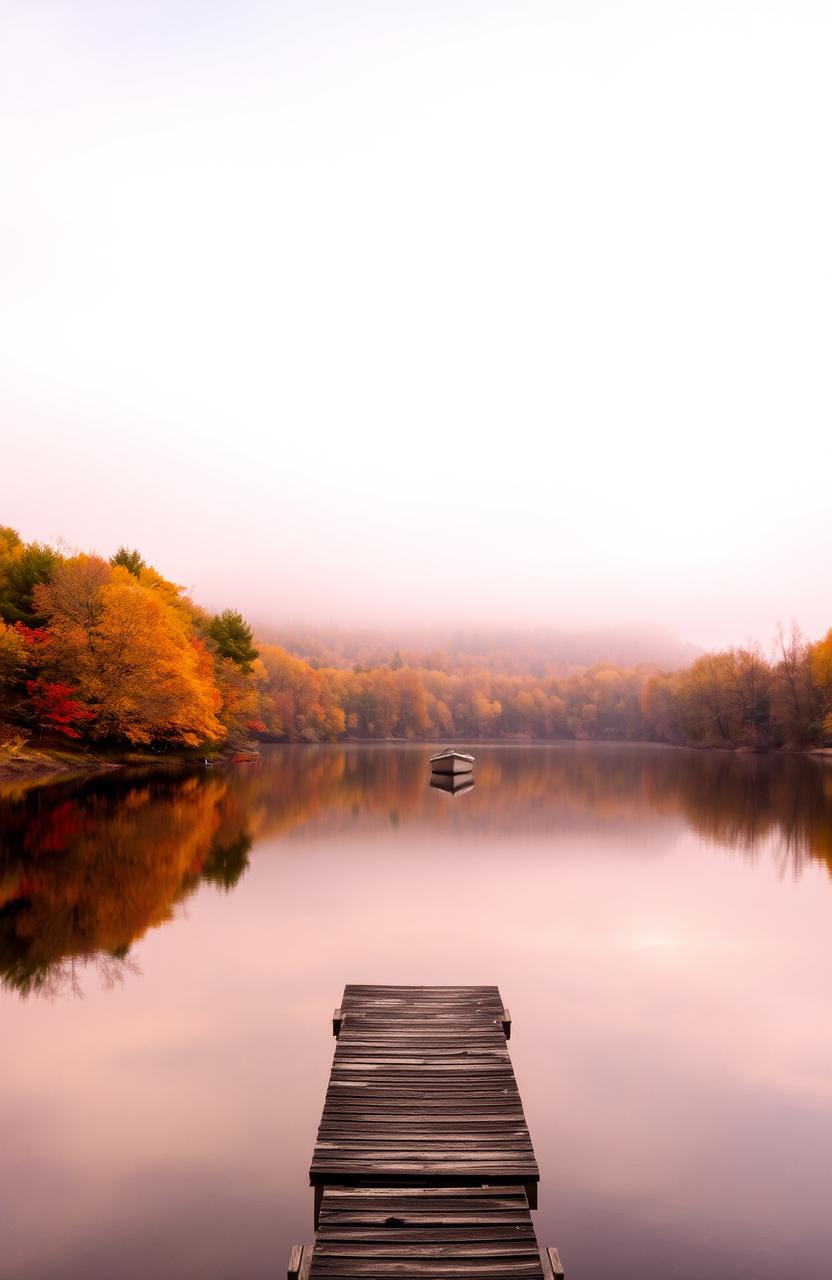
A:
[[1, 3, 830, 1280]]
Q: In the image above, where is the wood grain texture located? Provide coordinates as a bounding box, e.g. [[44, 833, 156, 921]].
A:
[[310, 986, 539, 1191], [540, 1247, 565, 1280], [307, 1186, 546, 1280], [288, 1243, 315, 1280]]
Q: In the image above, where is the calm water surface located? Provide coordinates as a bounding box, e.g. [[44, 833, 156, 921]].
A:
[[1, 743, 831, 1280]]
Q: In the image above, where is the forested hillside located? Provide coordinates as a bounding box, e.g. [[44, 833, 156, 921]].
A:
[[259, 625, 702, 677], [1, 527, 831, 752]]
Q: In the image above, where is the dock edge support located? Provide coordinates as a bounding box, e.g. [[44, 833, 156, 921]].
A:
[[332, 1008, 343, 1037], [541, 1246, 565, 1280], [288, 1244, 314, 1280], [501, 1007, 511, 1039]]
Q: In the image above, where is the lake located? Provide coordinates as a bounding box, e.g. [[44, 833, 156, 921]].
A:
[[1, 743, 831, 1280]]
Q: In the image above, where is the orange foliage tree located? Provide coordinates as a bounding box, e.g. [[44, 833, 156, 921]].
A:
[[34, 559, 224, 746]]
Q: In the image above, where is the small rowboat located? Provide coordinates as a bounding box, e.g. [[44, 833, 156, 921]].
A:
[[429, 747, 475, 776]]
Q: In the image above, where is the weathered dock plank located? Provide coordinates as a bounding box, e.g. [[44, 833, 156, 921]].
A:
[[310, 986, 539, 1203], [302, 1186, 545, 1280]]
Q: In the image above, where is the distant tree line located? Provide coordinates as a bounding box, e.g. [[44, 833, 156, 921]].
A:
[[1, 526, 831, 751]]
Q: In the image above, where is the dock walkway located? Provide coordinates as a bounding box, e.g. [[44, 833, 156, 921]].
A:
[[293, 985, 563, 1280], [311, 985, 538, 1207]]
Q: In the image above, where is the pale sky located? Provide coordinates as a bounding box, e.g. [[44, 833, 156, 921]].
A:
[[1, 0, 830, 650]]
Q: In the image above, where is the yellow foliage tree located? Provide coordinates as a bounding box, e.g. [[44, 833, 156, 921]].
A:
[[36, 560, 224, 746], [810, 629, 832, 737], [81, 574, 224, 745], [0, 620, 27, 689], [214, 653, 264, 736]]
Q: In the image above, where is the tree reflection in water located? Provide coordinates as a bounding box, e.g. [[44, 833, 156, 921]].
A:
[[0, 771, 252, 996], [0, 745, 829, 996]]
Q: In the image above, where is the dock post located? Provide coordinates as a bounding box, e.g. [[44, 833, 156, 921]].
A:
[[287, 1244, 313, 1280], [541, 1246, 566, 1279]]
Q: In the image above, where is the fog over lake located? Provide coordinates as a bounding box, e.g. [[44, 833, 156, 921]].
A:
[[3, 1, 830, 648]]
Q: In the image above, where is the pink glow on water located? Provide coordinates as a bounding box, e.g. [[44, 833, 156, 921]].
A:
[[1, 745, 830, 1278]]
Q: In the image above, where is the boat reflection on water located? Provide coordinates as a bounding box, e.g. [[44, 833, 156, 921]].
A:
[[429, 773, 476, 797]]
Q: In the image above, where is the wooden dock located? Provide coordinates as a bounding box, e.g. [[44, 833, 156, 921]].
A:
[[292, 985, 564, 1280]]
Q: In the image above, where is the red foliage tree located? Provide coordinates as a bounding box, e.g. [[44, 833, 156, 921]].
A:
[[26, 679, 94, 739]]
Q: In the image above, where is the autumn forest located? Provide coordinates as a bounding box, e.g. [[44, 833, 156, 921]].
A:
[[1, 526, 831, 755]]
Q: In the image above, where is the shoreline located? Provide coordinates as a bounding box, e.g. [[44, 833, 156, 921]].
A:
[[0, 747, 184, 790], [2, 737, 830, 791], [0, 743, 249, 791]]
